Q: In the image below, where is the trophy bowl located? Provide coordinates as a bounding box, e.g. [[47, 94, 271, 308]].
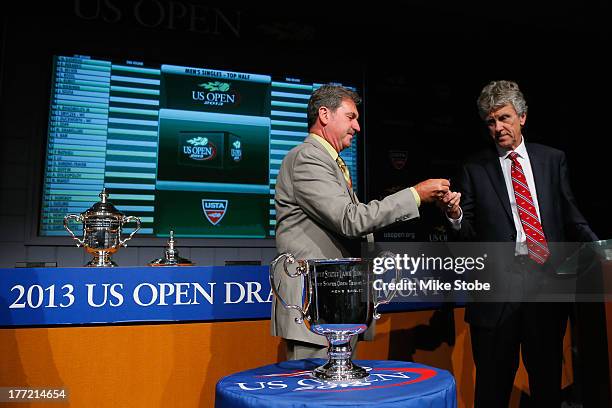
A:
[[64, 189, 141, 267], [270, 254, 399, 382]]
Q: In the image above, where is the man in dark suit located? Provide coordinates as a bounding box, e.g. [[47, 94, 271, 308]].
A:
[[442, 80, 597, 406]]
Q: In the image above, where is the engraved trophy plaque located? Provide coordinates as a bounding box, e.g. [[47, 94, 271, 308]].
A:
[[270, 254, 399, 381], [63, 189, 141, 267]]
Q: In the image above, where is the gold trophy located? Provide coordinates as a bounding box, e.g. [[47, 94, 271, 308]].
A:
[[63, 189, 141, 267]]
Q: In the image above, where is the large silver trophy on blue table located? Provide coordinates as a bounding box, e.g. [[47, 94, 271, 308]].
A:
[[270, 254, 399, 381], [64, 189, 141, 267]]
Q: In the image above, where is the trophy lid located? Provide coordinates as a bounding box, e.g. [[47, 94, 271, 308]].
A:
[[82, 189, 124, 219]]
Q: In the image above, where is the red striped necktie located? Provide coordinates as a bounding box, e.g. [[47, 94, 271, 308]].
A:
[[508, 151, 550, 264]]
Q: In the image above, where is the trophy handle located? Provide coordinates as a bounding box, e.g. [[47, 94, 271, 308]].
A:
[[63, 214, 85, 247], [118, 216, 141, 247], [269, 253, 311, 324], [373, 258, 401, 319]]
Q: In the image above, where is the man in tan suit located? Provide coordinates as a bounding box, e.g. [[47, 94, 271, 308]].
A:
[[273, 84, 459, 359]]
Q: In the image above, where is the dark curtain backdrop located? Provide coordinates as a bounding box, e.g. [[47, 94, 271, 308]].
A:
[[2, 0, 607, 240]]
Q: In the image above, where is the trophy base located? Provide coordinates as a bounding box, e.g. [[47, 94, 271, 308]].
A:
[[85, 252, 118, 267], [312, 334, 369, 382], [313, 361, 368, 382], [148, 257, 194, 266]]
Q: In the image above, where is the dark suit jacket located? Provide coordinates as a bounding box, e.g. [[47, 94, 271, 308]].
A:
[[455, 142, 597, 327]]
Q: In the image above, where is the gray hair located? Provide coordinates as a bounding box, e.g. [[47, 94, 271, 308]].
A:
[[307, 84, 361, 128], [477, 80, 528, 120]]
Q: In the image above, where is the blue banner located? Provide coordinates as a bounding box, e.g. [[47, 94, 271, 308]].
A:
[[0, 266, 273, 326], [0, 266, 437, 327]]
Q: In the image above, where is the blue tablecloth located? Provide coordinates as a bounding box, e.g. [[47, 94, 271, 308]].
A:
[[215, 359, 456, 407]]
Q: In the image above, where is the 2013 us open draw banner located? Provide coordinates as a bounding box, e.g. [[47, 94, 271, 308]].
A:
[[0, 264, 451, 327], [0, 266, 274, 326]]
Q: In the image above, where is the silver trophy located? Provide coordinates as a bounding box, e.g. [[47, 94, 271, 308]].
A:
[[63, 189, 141, 267], [270, 254, 399, 381], [148, 230, 194, 266]]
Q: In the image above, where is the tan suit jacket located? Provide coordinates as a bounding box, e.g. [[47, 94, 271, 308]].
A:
[[272, 135, 420, 345]]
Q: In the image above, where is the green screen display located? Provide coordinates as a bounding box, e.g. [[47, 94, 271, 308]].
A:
[[40, 55, 361, 239]]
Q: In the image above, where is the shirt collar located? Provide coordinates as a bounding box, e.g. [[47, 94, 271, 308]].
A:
[[309, 133, 339, 160], [497, 136, 528, 160]]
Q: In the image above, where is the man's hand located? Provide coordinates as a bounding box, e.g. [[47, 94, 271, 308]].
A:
[[438, 191, 461, 219], [413, 179, 450, 203]]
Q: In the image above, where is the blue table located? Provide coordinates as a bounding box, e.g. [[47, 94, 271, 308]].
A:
[[215, 358, 456, 407]]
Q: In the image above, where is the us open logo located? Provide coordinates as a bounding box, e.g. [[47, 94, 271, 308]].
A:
[[202, 199, 228, 225], [230, 139, 242, 162], [192, 81, 239, 107], [234, 366, 438, 392], [183, 137, 217, 161]]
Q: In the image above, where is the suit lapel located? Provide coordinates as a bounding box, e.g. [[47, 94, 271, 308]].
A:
[[304, 135, 357, 203], [483, 149, 513, 223], [350, 188, 358, 204], [344, 173, 358, 204], [526, 144, 551, 237]]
